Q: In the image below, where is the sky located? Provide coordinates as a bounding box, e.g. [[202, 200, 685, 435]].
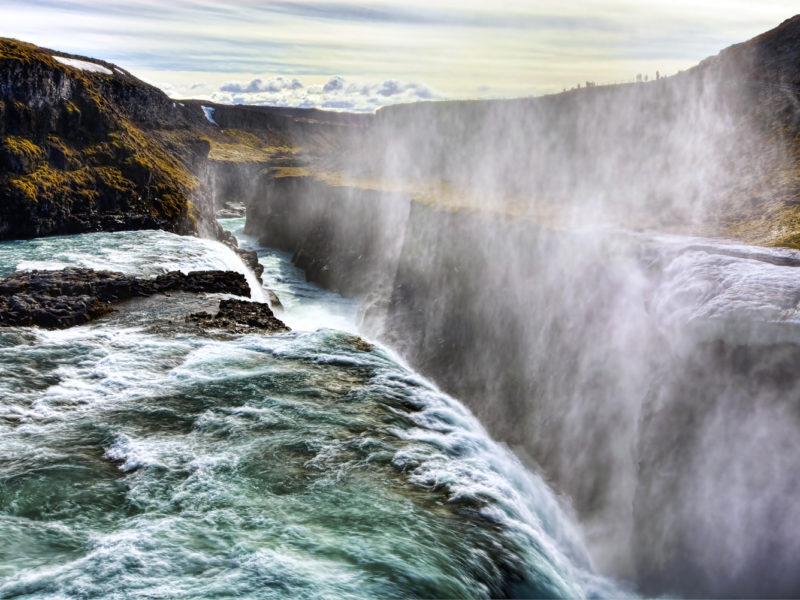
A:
[[3, 0, 798, 112]]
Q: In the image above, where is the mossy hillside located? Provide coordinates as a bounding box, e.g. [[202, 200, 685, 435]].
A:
[[183, 100, 364, 183], [0, 135, 44, 173], [206, 128, 298, 163], [0, 127, 203, 238], [0, 37, 208, 240]]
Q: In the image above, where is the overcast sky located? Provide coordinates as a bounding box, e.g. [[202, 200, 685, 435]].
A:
[[3, 1, 798, 111]]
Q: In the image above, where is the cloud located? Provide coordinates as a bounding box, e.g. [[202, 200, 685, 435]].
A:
[[221, 76, 304, 93], [9, 0, 795, 99], [209, 75, 442, 113], [322, 76, 345, 93]]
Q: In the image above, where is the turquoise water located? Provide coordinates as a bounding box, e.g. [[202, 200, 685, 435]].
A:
[[0, 226, 624, 599], [220, 218, 357, 332]]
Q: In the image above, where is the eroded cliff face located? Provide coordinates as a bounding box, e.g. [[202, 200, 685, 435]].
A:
[[244, 174, 410, 297], [0, 38, 215, 240]]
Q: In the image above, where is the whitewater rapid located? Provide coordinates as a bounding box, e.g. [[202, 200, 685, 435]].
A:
[[0, 224, 625, 599]]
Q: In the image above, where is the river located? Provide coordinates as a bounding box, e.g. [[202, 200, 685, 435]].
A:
[[0, 220, 625, 599]]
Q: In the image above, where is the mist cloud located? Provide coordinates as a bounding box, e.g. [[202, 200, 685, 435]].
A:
[[212, 75, 441, 112]]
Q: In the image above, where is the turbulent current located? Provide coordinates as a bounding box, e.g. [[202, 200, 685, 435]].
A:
[[0, 220, 624, 599]]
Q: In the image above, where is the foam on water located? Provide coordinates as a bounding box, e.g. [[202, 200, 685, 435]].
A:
[[0, 325, 623, 598]]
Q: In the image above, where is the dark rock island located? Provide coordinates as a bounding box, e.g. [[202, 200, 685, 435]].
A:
[[0, 267, 287, 332]]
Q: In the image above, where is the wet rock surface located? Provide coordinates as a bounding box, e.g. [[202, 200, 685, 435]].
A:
[[0, 267, 251, 328], [234, 247, 264, 283], [266, 289, 284, 312], [187, 298, 289, 333], [216, 228, 265, 283]]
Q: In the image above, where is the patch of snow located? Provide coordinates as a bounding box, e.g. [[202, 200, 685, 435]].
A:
[[201, 105, 218, 125], [53, 56, 112, 75]]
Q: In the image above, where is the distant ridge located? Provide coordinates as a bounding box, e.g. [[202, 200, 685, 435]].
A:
[[3, 15, 800, 246]]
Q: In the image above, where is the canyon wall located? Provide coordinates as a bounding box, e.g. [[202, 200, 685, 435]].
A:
[[244, 174, 800, 598]]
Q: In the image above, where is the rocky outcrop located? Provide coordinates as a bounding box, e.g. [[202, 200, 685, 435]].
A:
[[234, 247, 264, 283], [0, 267, 252, 328], [187, 297, 289, 333]]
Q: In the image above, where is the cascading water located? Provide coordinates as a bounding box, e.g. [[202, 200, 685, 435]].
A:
[[0, 224, 628, 599]]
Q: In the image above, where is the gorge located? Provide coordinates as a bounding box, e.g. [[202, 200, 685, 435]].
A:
[[3, 15, 800, 599]]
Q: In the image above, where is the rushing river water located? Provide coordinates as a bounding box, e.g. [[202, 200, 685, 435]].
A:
[[0, 220, 624, 599]]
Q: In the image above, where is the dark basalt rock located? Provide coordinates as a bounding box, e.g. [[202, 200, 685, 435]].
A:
[[145, 269, 251, 296], [266, 289, 284, 312], [0, 293, 112, 329], [0, 267, 252, 328], [234, 247, 264, 283], [187, 298, 289, 333]]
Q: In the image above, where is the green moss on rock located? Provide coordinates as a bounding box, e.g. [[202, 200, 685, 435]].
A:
[[0, 135, 44, 173]]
